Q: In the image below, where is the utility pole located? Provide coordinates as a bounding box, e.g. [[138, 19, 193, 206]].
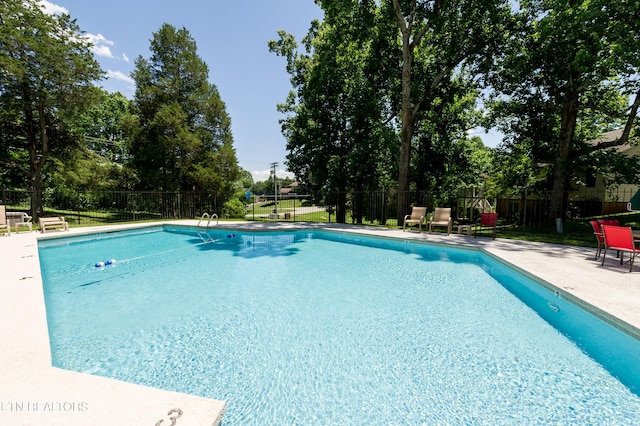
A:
[[270, 162, 279, 216]]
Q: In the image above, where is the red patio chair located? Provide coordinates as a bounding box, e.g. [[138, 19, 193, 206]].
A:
[[589, 220, 605, 260], [598, 219, 620, 226], [601, 224, 640, 272], [474, 212, 497, 240]]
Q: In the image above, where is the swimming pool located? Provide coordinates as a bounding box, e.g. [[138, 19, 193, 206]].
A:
[[39, 226, 640, 424]]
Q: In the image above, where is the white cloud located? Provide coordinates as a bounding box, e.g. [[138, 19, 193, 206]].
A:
[[251, 168, 294, 183], [85, 33, 115, 47], [83, 34, 131, 64], [84, 33, 115, 58], [91, 44, 114, 58], [106, 70, 134, 84], [39, 1, 68, 15]]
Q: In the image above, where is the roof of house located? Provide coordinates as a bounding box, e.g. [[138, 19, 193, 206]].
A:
[[587, 129, 634, 154]]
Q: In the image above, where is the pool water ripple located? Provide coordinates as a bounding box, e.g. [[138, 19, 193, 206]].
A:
[[40, 228, 640, 425]]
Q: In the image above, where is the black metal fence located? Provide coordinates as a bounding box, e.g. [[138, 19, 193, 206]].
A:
[[2, 186, 639, 233], [1, 188, 225, 226], [247, 187, 639, 228]]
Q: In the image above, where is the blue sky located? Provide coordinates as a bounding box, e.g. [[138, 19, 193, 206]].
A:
[[44, 0, 322, 182], [43, 1, 500, 182]]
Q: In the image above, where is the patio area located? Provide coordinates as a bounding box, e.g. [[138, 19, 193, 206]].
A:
[[1, 221, 639, 425]]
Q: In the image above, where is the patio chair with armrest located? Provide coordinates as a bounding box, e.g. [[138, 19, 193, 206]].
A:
[[474, 212, 498, 240], [403, 206, 428, 232], [601, 224, 640, 272], [589, 220, 605, 260], [428, 207, 452, 235]]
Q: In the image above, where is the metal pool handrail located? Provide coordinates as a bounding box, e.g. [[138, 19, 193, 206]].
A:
[[197, 213, 218, 227]]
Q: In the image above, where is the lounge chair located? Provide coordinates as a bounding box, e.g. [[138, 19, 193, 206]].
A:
[[589, 220, 605, 260], [474, 212, 498, 240], [601, 224, 640, 272], [598, 218, 620, 227], [0, 205, 10, 236], [7, 211, 33, 233], [403, 206, 428, 232], [428, 208, 452, 235], [39, 216, 69, 233]]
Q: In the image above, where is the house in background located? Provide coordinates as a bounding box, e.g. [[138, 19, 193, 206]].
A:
[[573, 128, 640, 215], [279, 181, 299, 198]]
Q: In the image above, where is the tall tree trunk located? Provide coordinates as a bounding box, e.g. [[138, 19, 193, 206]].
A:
[[24, 92, 48, 219], [397, 98, 413, 223], [336, 190, 347, 223], [392, 0, 440, 224], [34, 101, 49, 218], [548, 80, 579, 226], [395, 1, 416, 225], [31, 168, 43, 219]]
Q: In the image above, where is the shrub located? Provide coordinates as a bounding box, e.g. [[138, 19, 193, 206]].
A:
[[222, 198, 246, 219]]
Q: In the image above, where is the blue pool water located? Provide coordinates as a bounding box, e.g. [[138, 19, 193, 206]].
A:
[[39, 226, 640, 424]]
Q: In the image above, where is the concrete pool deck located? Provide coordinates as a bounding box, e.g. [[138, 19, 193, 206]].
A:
[[1, 220, 640, 425]]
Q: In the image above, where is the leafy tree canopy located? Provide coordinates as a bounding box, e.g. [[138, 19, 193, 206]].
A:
[[128, 23, 239, 195], [0, 0, 103, 216], [488, 0, 640, 220]]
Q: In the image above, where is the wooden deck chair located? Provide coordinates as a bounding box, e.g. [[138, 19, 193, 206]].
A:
[[428, 208, 452, 235], [601, 224, 640, 272], [403, 206, 427, 232], [474, 212, 498, 240], [0, 205, 10, 236]]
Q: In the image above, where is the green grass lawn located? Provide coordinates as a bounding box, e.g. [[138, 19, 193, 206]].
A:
[[20, 200, 611, 250]]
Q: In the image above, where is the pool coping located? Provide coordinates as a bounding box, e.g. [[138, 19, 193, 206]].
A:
[[2, 220, 640, 425], [312, 224, 640, 341]]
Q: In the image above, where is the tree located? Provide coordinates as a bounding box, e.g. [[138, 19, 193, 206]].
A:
[[239, 169, 254, 191], [489, 0, 640, 224], [412, 72, 485, 204], [128, 23, 239, 196], [78, 89, 131, 163], [0, 0, 103, 217], [270, 1, 396, 223], [390, 0, 511, 223], [271, 1, 511, 224], [43, 89, 138, 194]]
